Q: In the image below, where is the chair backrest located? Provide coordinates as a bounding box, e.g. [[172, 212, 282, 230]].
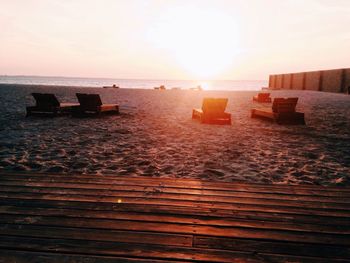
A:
[[202, 98, 228, 115], [76, 93, 102, 110], [258, 93, 270, 99], [32, 93, 60, 108], [272, 98, 298, 113]]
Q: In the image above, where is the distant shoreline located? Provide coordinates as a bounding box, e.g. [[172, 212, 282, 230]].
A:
[[0, 76, 267, 91], [0, 74, 264, 82], [0, 82, 265, 92], [0, 83, 103, 90]]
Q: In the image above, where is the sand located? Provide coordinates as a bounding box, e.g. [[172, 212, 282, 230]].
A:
[[0, 84, 349, 186]]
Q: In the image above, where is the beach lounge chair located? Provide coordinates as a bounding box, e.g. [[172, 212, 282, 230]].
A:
[[192, 98, 231, 125], [251, 97, 305, 125], [26, 93, 79, 117], [253, 92, 272, 103], [75, 93, 119, 115]]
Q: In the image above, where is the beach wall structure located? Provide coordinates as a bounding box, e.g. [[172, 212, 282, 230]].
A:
[[292, 72, 305, 90], [275, 75, 283, 89], [344, 69, 350, 94], [322, 69, 343, 93], [268, 68, 350, 94], [282, 74, 292, 90], [270, 75, 275, 89], [305, 71, 321, 91]]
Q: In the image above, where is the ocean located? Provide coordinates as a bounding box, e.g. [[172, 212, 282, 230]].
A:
[[0, 75, 267, 91]]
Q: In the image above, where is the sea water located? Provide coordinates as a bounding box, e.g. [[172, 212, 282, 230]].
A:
[[0, 75, 266, 91]]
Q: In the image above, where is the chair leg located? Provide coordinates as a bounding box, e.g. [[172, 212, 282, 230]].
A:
[[192, 109, 196, 119], [251, 109, 256, 118], [25, 107, 33, 117]]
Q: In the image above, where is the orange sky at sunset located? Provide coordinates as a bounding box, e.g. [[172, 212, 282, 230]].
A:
[[1, 0, 350, 80]]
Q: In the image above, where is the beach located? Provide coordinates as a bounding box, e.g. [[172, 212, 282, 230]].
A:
[[0, 84, 349, 186]]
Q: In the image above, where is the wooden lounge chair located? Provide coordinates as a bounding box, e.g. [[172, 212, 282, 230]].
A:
[[75, 93, 119, 115], [253, 93, 272, 103], [192, 98, 231, 125], [26, 93, 79, 117], [251, 97, 305, 125]]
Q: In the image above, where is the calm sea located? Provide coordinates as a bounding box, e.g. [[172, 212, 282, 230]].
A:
[[0, 75, 267, 91]]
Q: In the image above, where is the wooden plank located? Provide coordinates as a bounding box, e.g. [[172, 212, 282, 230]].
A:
[[1, 179, 348, 203], [256, 254, 349, 263], [0, 177, 346, 197], [2, 232, 349, 262], [0, 235, 347, 263], [1, 215, 349, 245], [0, 235, 261, 263], [1, 172, 349, 194], [2, 198, 349, 226], [0, 249, 185, 263], [0, 191, 349, 217], [0, 224, 192, 247], [194, 236, 350, 259], [0, 184, 349, 210], [1, 205, 348, 234]]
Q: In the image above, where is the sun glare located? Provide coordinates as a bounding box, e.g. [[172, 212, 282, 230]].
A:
[[147, 5, 240, 79]]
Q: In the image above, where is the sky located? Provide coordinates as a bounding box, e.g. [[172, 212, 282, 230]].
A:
[[0, 0, 350, 80]]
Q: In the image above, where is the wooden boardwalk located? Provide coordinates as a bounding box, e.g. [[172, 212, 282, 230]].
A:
[[0, 172, 349, 262]]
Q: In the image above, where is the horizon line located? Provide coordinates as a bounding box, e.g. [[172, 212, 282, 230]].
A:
[[0, 74, 266, 82]]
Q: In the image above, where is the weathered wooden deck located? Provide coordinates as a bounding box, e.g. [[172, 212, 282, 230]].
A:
[[0, 172, 349, 262]]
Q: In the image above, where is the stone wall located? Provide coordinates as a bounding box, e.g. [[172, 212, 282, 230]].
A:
[[275, 75, 283, 89], [321, 69, 343, 93], [291, 72, 305, 90], [269, 68, 350, 94], [269, 75, 276, 89], [305, 71, 321, 91], [344, 69, 350, 94], [282, 74, 292, 90]]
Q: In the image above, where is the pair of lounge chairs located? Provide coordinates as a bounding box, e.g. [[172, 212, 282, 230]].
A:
[[192, 96, 305, 125], [251, 97, 305, 125], [26, 93, 119, 117], [251, 92, 305, 124]]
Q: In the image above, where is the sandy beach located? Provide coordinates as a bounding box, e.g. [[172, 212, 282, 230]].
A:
[[0, 84, 349, 186]]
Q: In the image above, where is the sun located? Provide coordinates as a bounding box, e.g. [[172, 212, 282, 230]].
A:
[[147, 5, 240, 79]]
